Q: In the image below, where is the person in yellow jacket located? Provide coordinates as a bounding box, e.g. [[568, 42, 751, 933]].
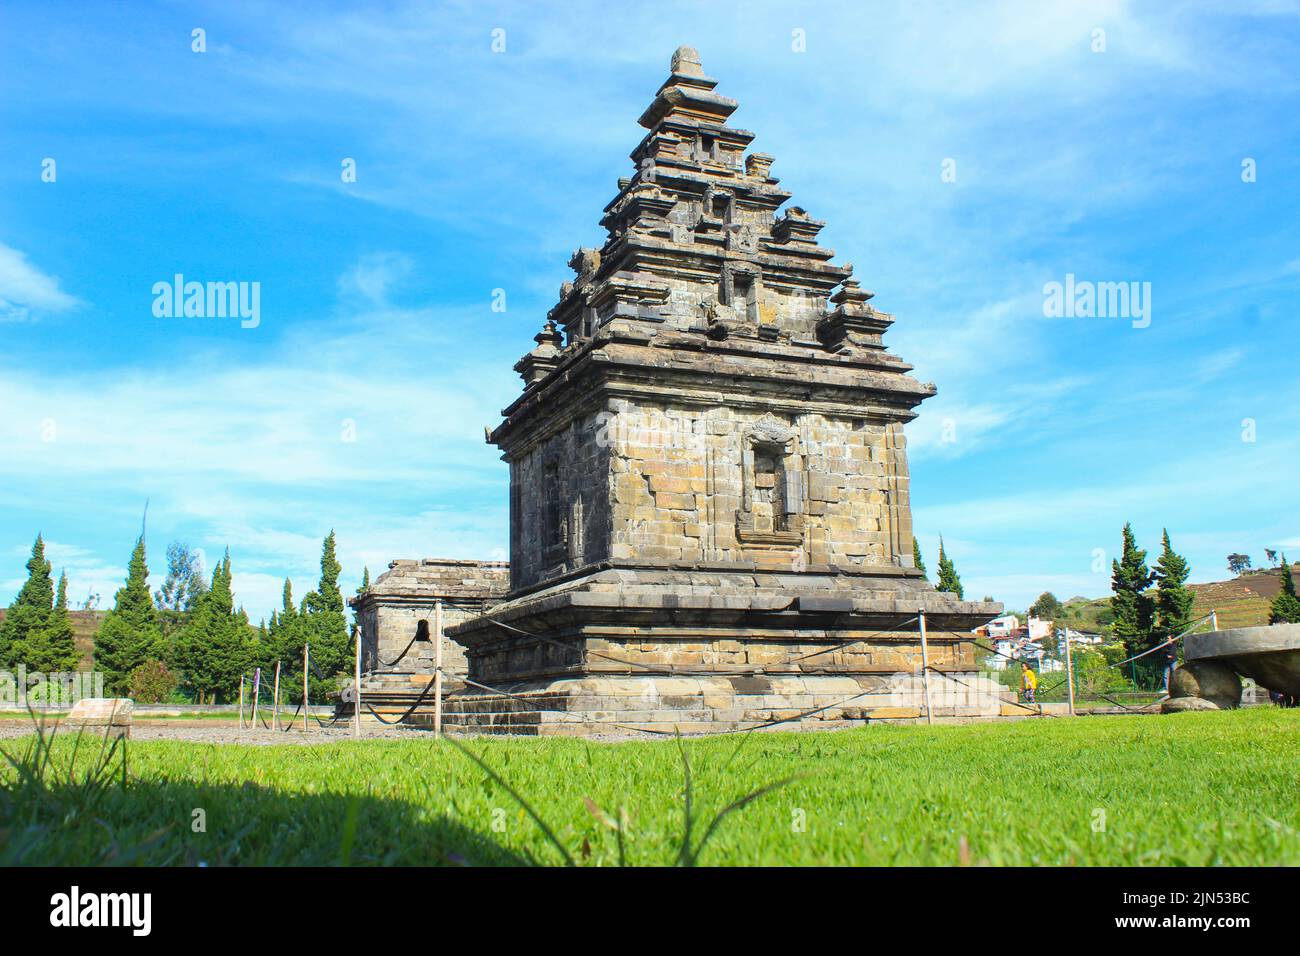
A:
[[1020, 662, 1039, 703]]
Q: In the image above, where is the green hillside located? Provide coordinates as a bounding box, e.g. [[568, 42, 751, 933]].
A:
[[0, 609, 103, 669], [1037, 564, 1295, 635]]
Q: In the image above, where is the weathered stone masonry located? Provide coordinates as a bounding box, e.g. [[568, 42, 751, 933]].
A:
[[427, 48, 1003, 734], [350, 559, 508, 707]]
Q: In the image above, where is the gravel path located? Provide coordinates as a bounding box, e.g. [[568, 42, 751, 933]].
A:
[[0, 718, 438, 745]]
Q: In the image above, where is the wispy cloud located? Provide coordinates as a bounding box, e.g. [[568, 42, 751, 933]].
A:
[[1, 0, 1297, 618], [0, 244, 81, 322]]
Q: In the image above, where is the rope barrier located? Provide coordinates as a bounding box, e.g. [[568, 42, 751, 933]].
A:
[[956, 611, 1216, 708], [1108, 612, 1215, 669], [448, 667, 905, 738], [485, 614, 939, 678], [787, 615, 919, 663], [279, 699, 303, 731], [364, 610, 1017, 735], [361, 672, 442, 725], [235, 663, 347, 732], [352, 601, 1214, 736], [376, 632, 422, 669], [923, 664, 1044, 717]]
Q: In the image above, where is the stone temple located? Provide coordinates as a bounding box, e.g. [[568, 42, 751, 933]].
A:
[[352, 47, 1001, 734]]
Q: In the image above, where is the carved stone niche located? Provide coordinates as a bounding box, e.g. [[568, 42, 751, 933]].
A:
[[736, 415, 804, 548], [703, 186, 733, 225], [720, 261, 761, 326]]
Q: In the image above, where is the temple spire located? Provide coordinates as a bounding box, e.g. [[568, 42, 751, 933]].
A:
[[638, 45, 739, 130], [670, 45, 705, 78]]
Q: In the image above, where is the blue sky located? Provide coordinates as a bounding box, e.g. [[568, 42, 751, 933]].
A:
[[1, 0, 1297, 620]]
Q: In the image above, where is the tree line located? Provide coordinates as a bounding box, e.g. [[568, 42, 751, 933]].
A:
[[0, 531, 368, 704]]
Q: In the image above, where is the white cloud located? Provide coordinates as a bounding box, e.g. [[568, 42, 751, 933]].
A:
[[0, 243, 81, 322], [337, 252, 415, 306], [0, 253, 514, 619]]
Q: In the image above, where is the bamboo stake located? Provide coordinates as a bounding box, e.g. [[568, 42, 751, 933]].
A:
[[353, 625, 362, 738], [918, 610, 934, 725], [272, 660, 281, 731], [302, 643, 309, 733], [434, 600, 444, 739], [1063, 626, 1077, 717]]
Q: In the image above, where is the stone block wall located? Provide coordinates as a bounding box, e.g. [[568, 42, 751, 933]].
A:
[[508, 400, 915, 591], [509, 412, 612, 590], [465, 629, 974, 688], [351, 559, 509, 681]]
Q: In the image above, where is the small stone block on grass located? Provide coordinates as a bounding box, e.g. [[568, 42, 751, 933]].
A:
[[65, 698, 133, 738]]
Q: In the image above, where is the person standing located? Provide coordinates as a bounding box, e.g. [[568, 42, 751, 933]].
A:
[[1162, 641, 1178, 694], [1020, 661, 1038, 704]]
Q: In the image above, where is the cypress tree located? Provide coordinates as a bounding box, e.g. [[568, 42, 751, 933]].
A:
[[1152, 529, 1194, 643], [175, 551, 252, 703], [93, 537, 163, 694], [301, 531, 350, 700], [1270, 556, 1300, 624], [912, 538, 927, 579], [1110, 522, 1154, 664], [935, 537, 964, 599], [266, 578, 309, 701], [26, 571, 80, 673], [0, 535, 55, 668], [357, 566, 371, 596], [270, 579, 303, 655], [205, 551, 252, 702]]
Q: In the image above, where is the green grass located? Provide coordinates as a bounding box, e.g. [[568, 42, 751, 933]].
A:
[[2, 709, 1297, 866]]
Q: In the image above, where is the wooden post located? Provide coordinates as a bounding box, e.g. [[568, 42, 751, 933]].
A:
[[272, 661, 281, 731], [302, 643, 309, 733], [1210, 609, 1218, 632], [238, 675, 245, 730], [434, 600, 444, 740], [353, 625, 362, 738], [1063, 626, 1077, 717], [918, 610, 934, 725], [251, 667, 261, 729]]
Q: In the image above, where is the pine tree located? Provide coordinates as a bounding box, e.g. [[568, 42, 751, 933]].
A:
[[94, 537, 164, 694], [1270, 556, 1300, 624], [935, 537, 963, 599], [1110, 522, 1154, 665], [26, 571, 80, 673], [0, 535, 55, 668], [912, 538, 927, 579], [174, 551, 252, 703], [1152, 529, 1194, 644], [301, 532, 351, 701]]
